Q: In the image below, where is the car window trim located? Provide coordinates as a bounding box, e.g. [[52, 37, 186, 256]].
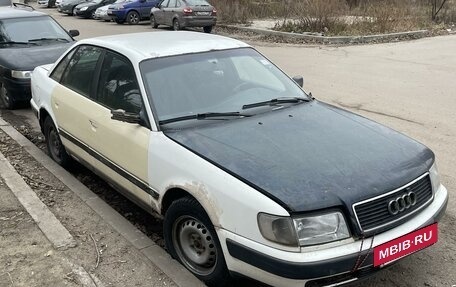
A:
[[50, 46, 78, 83]]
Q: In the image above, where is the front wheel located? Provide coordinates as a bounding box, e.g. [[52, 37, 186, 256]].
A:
[[203, 25, 213, 33], [44, 117, 72, 167], [126, 11, 140, 25], [150, 14, 158, 28], [0, 82, 17, 110], [164, 197, 230, 286], [72, 6, 77, 16]]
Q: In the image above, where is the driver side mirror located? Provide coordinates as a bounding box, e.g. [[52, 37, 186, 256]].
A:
[[111, 109, 140, 124], [292, 75, 304, 88], [69, 30, 80, 37]]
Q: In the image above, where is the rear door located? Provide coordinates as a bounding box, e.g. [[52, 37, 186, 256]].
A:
[[163, 0, 176, 26], [51, 45, 104, 166]]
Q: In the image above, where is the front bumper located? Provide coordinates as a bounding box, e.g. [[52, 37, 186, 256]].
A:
[[108, 10, 127, 21], [59, 4, 73, 14], [75, 9, 91, 17], [219, 184, 448, 287], [3, 76, 31, 103]]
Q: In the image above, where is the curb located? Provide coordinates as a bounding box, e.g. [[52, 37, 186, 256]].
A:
[[218, 24, 429, 44], [0, 151, 77, 250], [0, 118, 205, 287]]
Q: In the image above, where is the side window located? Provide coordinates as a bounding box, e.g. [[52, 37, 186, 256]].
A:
[[60, 46, 103, 98], [50, 48, 76, 82], [161, 0, 170, 7], [168, 0, 176, 7], [96, 51, 142, 114], [176, 0, 181, 7]]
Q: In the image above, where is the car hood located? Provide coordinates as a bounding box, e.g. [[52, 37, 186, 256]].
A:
[[0, 43, 72, 71], [164, 101, 434, 215]]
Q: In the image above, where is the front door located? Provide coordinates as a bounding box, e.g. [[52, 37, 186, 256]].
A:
[[88, 50, 155, 207]]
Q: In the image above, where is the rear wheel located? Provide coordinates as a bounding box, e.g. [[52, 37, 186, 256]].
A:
[[44, 117, 72, 167], [203, 25, 213, 33], [150, 14, 158, 28], [72, 6, 77, 16], [91, 11, 96, 19], [172, 18, 180, 31], [126, 11, 140, 24], [164, 197, 230, 286], [0, 82, 16, 110]]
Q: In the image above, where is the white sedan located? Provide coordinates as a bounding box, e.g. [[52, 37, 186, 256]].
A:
[[30, 31, 448, 287]]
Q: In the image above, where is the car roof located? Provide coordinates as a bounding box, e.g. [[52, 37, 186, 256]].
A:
[[78, 31, 251, 63], [0, 6, 47, 19]]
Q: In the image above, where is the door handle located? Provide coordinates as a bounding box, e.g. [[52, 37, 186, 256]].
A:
[[89, 119, 98, 130]]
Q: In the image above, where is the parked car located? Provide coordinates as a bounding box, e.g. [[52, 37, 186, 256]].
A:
[[31, 31, 448, 287], [57, 0, 89, 15], [94, 1, 121, 21], [0, 0, 10, 7], [37, 0, 56, 8], [107, 0, 159, 24], [150, 0, 216, 33], [75, 0, 116, 19], [0, 4, 78, 109]]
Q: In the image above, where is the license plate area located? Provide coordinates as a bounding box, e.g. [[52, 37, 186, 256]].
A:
[[374, 223, 438, 267], [196, 11, 210, 16]]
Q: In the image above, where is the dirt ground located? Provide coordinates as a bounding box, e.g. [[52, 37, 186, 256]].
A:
[[0, 128, 176, 287]]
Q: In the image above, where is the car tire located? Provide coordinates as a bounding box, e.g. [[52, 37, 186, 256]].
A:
[[203, 25, 213, 33], [164, 197, 230, 287], [150, 14, 158, 28], [91, 11, 96, 19], [72, 6, 77, 16], [115, 19, 125, 24], [0, 81, 17, 110], [172, 18, 180, 31], [44, 117, 72, 168], [126, 11, 140, 25]]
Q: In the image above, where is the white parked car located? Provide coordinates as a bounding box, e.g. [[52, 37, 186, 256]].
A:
[[30, 32, 448, 287]]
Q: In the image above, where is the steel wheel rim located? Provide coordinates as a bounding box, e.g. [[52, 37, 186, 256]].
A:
[[172, 215, 217, 276], [129, 13, 138, 23], [173, 20, 179, 30], [48, 126, 62, 161]]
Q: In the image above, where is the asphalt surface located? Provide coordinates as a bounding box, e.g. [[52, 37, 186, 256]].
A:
[[7, 5, 456, 287]]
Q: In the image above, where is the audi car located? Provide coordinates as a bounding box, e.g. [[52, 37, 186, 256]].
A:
[[31, 32, 448, 287]]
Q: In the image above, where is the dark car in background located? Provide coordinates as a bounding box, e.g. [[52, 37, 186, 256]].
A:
[[75, 0, 116, 18], [107, 0, 159, 24], [150, 0, 216, 33], [0, 5, 78, 109], [58, 0, 89, 15]]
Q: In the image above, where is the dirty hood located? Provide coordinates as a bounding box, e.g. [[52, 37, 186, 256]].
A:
[[164, 101, 434, 214], [0, 42, 72, 71]]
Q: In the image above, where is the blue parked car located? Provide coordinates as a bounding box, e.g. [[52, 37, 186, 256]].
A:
[[107, 0, 159, 24]]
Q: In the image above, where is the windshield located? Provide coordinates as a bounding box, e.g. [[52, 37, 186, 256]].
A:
[[0, 16, 72, 46], [140, 48, 308, 125]]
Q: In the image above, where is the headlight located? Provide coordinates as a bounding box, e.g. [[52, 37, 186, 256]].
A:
[[429, 162, 440, 193], [80, 6, 88, 11], [293, 212, 350, 246], [258, 211, 350, 247], [11, 70, 32, 79], [258, 213, 298, 246]]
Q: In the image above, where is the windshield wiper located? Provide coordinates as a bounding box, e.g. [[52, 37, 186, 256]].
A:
[[29, 37, 70, 43], [242, 97, 311, 110], [0, 41, 38, 46], [159, 112, 250, 125]]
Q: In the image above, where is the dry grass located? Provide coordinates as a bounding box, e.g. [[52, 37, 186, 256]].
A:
[[209, 0, 455, 35]]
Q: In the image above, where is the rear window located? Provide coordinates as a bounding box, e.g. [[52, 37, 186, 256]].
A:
[[184, 0, 209, 5]]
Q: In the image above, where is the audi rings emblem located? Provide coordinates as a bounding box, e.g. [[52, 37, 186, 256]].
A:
[[387, 191, 417, 215]]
